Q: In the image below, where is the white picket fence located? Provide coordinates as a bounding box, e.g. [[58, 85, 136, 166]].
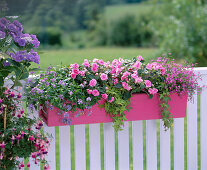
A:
[[24, 67, 207, 170]]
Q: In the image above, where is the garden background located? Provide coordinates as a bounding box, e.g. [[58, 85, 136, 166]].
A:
[[0, 0, 206, 169]]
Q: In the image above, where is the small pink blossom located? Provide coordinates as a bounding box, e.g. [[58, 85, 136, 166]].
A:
[[145, 80, 152, 88], [101, 93, 108, 100], [98, 59, 105, 65], [0, 141, 6, 149], [83, 59, 90, 67], [73, 63, 79, 69], [133, 61, 141, 69], [91, 63, 99, 72], [146, 64, 152, 70], [29, 136, 35, 141], [137, 56, 143, 61], [79, 71, 85, 77], [131, 72, 138, 79], [87, 89, 92, 94], [100, 73, 108, 81], [114, 78, 118, 85], [0, 153, 3, 160], [72, 68, 79, 75], [135, 77, 143, 84], [122, 82, 132, 91], [108, 97, 114, 103], [148, 88, 158, 95], [89, 79, 97, 87], [92, 89, 99, 96], [71, 73, 77, 79]]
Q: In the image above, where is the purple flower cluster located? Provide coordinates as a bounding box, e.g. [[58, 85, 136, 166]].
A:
[[14, 33, 40, 48], [0, 18, 22, 36], [10, 49, 40, 64], [0, 31, 5, 39], [0, 17, 41, 65]]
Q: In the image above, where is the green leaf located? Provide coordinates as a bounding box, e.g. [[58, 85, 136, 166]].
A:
[[123, 91, 131, 100], [115, 83, 122, 88], [149, 94, 153, 99], [20, 71, 29, 80]]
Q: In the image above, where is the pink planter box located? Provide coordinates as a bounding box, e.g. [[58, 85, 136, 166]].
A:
[[39, 93, 187, 127]]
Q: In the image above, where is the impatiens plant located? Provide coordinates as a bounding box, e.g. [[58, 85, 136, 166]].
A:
[[0, 17, 50, 169], [25, 55, 201, 131]]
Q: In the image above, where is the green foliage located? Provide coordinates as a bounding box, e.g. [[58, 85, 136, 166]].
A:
[[103, 86, 131, 131], [31, 27, 62, 46], [154, 0, 207, 66], [159, 91, 173, 130], [88, 13, 157, 47]]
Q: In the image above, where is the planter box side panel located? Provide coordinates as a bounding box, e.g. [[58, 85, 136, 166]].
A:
[[39, 93, 187, 127]]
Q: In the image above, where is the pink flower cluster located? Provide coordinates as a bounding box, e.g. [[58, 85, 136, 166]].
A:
[[154, 57, 200, 95], [0, 88, 23, 118], [67, 56, 161, 104], [0, 120, 50, 170]]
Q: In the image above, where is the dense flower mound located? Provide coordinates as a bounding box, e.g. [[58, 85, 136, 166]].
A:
[[26, 56, 201, 131]]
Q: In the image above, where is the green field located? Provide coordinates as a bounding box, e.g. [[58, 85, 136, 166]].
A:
[[104, 3, 154, 21], [34, 47, 158, 70]]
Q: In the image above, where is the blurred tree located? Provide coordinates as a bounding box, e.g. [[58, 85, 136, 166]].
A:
[[154, 0, 207, 66]]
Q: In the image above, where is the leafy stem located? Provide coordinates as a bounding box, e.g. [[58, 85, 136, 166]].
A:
[[159, 92, 173, 130]]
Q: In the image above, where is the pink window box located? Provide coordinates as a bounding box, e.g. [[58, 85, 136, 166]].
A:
[[39, 93, 187, 127]]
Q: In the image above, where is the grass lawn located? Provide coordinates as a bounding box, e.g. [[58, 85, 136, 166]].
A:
[[33, 47, 158, 70], [104, 3, 154, 21]]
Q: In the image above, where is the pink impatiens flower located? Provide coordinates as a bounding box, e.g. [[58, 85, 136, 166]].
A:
[[133, 61, 141, 69], [83, 59, 90, 67], [89, 79, 97, 87], [135, 77, 143, 84], [148, 88, 158, 95], [92, 89, 99, 96], [144, 80, 152, 88], [114, 78, 118, 85], [146, 64, 152, 70], [122, 82, 132, 91], [98, 59, 105, 65], [71, 73, 77, 79], [87, 89, 92, 94], [100, 73, 108, 81], [137, 55, 143, 61], [108, 97, 114, 103], [79, 71, 85, 77], [91, 63, 99, 72], [101, 93, 108, 100]]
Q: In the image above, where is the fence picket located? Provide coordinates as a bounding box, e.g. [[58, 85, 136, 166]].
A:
[[59, 126, 71, 170], [74, 124, 86, 170], [132, 121, 143, 170], [146, 120, 157, 170], [187, 92, 197, 170], [160, 120, 170, 170], [44, 125, 56, 169], [174, 118, 184, 170], [104, 123, 115, 170], [201, 87, 207, 170], [118, 122, 129, 170], [89, 124, 101, 170]]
